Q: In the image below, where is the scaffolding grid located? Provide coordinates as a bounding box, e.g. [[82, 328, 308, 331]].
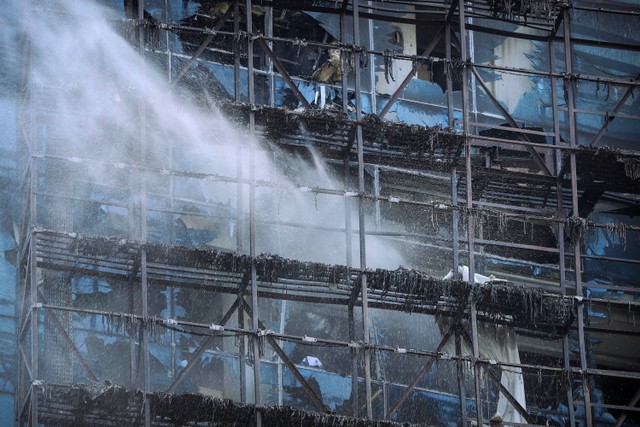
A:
[[15, 0, 640, 426]]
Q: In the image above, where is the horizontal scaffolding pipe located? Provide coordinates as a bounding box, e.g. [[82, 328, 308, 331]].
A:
[[33, 228, 640, 310], [33, 157, 640, 234], [36, 301, 640, 381], [147, 18, 640, 86]]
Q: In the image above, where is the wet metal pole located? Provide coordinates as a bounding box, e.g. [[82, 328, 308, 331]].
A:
[[352, 0, 373, 419], [128, 0, 140, 389], [340, 5, 359, 417], [164, 0, 177, 385], [137, 1, 151, 425], [456, 332, 468, 426], [458, 0, 482, 425], [446, 23, 460, 280], [265, 5, 274, 106], [246, 1, 262, 425], [234, 0, 247, 404], [24, 14, 39, 415], [563, 7, 593, 426], [550, 30, 577, 427], [30, 234, 38, 425]]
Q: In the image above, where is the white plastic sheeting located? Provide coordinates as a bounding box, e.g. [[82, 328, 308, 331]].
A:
[[302, 356, 324, 369], [443, 266, 527, 425]]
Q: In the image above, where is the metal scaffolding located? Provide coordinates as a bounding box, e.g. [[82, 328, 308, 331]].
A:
[[15, 0, 640, 426]]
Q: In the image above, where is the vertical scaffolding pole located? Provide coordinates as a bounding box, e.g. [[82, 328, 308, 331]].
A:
[[234, 0, 247, 404], [127, 40, 138, 390], [446, 20, 460, 282], [458, 1, 481, 425], [373, 166, 381, 230], [367, 0, 376, 113], [265, 5, 275, 106], [341, 8, 352, 273], [340, 8, 359, 417], [164, 0, 176, 246], [238, 302, 247, 402], [352, 0, 373, 419], [136, 2, 151, 425], [445, 24, 455, 129], [458, 1, 474, 281], [455, 332, 468, 426], [29, 233, 38, 425], [246, 2, 262, 425], [165, 0, 177, 383], [559, 192, 577, 426], [234, 0, 241, 103], [562, 7, 592, 426], [141, 249, 151, 427], [550, 32, 577, 427], [24, 42, 39, 418], [451, 168, 459, 278]]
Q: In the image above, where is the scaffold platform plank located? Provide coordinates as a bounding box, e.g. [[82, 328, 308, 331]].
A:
[[33, 229, 575, 335]]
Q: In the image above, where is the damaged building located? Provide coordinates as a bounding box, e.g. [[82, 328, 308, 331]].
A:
[[0, 0, 639, 425]]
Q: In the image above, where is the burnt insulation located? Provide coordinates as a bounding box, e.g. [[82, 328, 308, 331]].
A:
[[569, 146, 640, 195], [220, 103, 465, 171], [38, 382, 420, 427], [221, 103, 640, 198], [487, 0, 557, 21], [39, 229, 575, 335]]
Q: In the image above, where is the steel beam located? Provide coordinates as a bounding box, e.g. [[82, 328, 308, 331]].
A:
[[18, 266, 32, 340], [19, 240, 32, 328], [18, 386, 32, 426], [266, 335, 331, 413], [171, 6, 234, 87], [614, 387, 640, 427], [378, 27, 444, 119], [254, 38, 312, 109], [385, 321, 456, 419], [37, 291, 98, 381], [460, 330, 532, 424], [588, 72, 640, 147], [165, 297, 241, 394], [240, 301, 330, 413], [470, 66, 552, 176], [488, 366, 531, 424], [551, 11, 564, 38], [241, 2, 311, 109], [18, 342, 33, 381], [378, 0, 457, 119]]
